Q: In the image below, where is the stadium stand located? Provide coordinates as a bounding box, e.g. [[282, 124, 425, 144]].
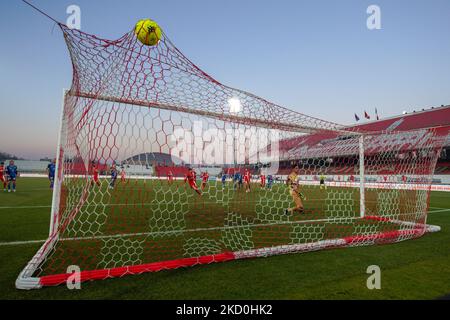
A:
[[435, 162, 450, 174], [5, 160, 49, 173], [12, 107, 450, 178], [350, 105, 450, 133], [71, 161, 108, 175], [154, 166, 189, 177], [123, 152, 184, 166], [275, 106, 450, 173]]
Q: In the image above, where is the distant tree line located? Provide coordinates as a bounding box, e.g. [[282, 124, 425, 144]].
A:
[[0, 151, 23, 161]]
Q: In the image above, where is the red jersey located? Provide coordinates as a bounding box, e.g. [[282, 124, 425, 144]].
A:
[[185, 171, 196, 183], [201, 172, 209, 182], [0, 166, 4, 178], [185, 170, 201, 194], [244, 171, 251, 182], [167, 171, 174, 180], [260, 175, 266, 182], [93, 166, 99, 178]]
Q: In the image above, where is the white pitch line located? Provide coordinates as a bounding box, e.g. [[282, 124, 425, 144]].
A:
[[429, 206, 450, 210], [0, 188, 53, 192], [0, 216, 355, 247], [0, 197, 383, 211], [0, 239, 46, 246], [428, 208, 450, 214], [1, 208, 447, 247], [0, 205, 52, 210]]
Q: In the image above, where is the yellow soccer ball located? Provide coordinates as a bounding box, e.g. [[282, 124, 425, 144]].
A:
[[134, 19, 162, 46]]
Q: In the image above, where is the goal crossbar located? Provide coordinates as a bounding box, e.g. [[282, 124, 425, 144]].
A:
[[70, 91, 358, 135]]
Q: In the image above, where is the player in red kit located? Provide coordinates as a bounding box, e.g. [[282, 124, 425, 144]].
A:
[[0, 162, 6, 191], [120, 169, 126, 184], [260, 174, 266, 188], [244, 169, 251, 193], [91, 162, 101, 186], [184, 168, 201, 195], [201, 171, 209, 190], [167, 170, 174, 185]]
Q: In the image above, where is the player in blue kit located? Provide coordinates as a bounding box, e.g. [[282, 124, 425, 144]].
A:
[[238, 172, 243, 189], [233, 172, 241, 190], [6, 160, 18, 193], [109, 163, 118, 189], [47, 159, 56, 189], [221, 173, 227, 189], [267, 175, 274, 189]]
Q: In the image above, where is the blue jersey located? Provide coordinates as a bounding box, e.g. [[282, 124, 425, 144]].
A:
[[221, 174, 227, 182], [111, 168, 118, 179], [6, 165, 17, 178], [47, 163, 56, 177], [233, 173, 240, 181]]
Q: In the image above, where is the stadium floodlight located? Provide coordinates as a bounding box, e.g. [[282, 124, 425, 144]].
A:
[[228, 97, 242, 114], [15, 19, 449, 289]]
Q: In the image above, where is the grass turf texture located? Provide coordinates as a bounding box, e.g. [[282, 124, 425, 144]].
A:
[[0, 177, 449, 299]]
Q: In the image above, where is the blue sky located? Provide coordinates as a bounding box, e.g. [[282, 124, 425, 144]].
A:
[[1, 0, 450, 159]]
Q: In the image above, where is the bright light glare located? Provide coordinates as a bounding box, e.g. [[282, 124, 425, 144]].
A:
[[228, 97, 242, 114]]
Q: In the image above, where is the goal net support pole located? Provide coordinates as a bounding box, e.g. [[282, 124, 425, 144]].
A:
[[15, 89, 68, 290], [48, 89, 67, 236], [359, 135, 365, 218]]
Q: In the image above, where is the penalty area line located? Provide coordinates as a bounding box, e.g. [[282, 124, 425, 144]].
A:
[[0, 209, 447, 247], [0, 239, 46, 246], [0, 205, 52, 210], [0, 198, 384, 211], [428, 208, 450, 214], [429, 206, 450, 210]]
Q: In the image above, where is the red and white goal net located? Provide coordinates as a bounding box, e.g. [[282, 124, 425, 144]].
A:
[[16, 22, 449, 289]]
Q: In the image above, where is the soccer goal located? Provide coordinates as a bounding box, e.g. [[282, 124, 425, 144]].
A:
[[16, 21, 449, 289]]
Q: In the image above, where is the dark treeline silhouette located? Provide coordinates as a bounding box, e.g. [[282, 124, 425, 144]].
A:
[[0, 151, 23, 161]]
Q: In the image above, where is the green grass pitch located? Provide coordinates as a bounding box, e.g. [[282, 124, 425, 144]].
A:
[[0, 177, 449, 299]]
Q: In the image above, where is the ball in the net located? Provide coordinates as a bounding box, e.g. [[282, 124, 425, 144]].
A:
[[134, 19, 162, 46]]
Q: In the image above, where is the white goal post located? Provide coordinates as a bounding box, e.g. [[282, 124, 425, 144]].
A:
[[16, 21, 448, 289]]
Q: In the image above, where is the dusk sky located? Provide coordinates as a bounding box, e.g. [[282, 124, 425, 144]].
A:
[[1, 0, 450, 159]]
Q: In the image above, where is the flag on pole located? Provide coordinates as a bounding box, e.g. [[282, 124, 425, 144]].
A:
[[375, 108, 379, 120], [364, 111, 370, 119], [354, 113, 360, 121]]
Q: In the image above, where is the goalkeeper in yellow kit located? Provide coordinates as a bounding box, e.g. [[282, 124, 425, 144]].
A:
[[284, 165, 306, 215], [319, 173, 327, 190]]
